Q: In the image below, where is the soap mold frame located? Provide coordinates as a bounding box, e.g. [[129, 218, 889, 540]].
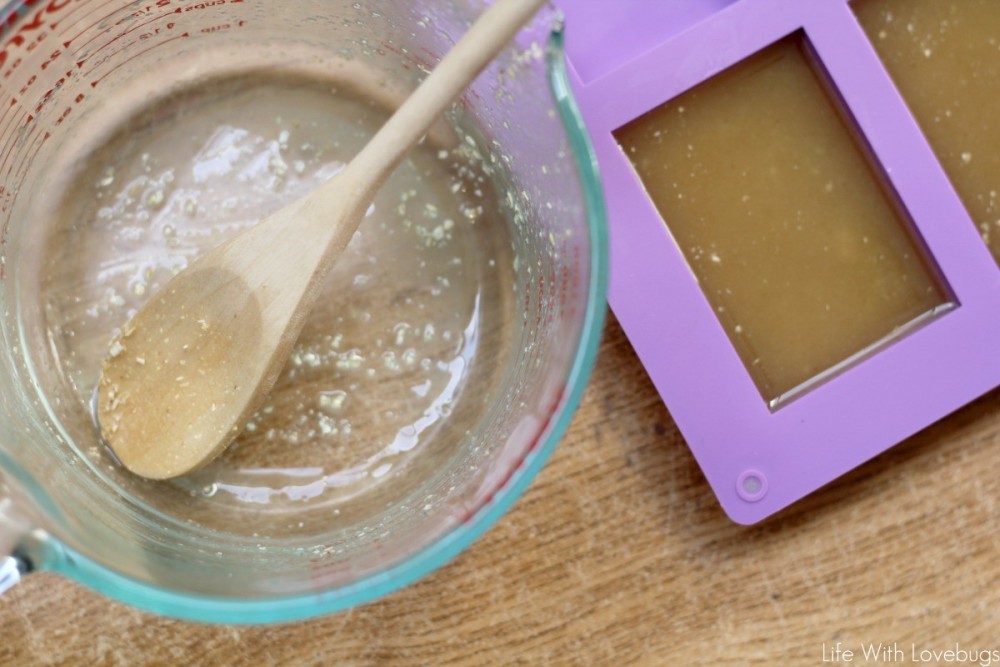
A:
[[563, 0, 1000, 523]]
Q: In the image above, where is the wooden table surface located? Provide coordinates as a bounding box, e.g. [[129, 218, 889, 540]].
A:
[[3, 313, 1000, 666]]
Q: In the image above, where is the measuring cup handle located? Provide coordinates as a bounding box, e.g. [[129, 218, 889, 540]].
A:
[[0, 479, 32, 594], [0, 555, 25, 595]]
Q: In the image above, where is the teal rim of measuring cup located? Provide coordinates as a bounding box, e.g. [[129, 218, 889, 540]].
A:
[[0, 10, 609, 623]]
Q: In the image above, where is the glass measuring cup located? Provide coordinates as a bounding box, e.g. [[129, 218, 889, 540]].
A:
[[0, 0, 607, 622]]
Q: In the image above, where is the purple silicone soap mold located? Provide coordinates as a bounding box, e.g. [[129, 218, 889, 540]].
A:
[[557, 0, 1000, 523], [560, 0, 739, 84]]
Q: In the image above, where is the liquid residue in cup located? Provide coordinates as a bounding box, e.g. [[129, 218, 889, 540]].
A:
[[37, 75, 514, 525]]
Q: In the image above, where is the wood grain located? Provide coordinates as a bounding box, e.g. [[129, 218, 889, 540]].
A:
[[3, 312, 1000, 666]]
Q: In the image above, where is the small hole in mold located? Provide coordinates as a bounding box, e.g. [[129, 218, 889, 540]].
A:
[[737, 469, 768, 502]]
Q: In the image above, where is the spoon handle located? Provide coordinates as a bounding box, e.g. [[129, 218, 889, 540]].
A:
[[335, 0, 548, 207]]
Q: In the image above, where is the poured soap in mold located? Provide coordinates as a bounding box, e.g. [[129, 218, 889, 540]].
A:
[[615, 33, 950, 404], [855, 0, 1000, 264]]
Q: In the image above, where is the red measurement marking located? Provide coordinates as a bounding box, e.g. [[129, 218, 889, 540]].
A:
[[88, 31, 188, 88], [61, 1, 121, 48]]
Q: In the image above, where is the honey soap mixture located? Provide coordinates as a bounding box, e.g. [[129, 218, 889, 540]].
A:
[[615, 34, 950, 405], [855, 0, 1000, 264], [35, 74, 513, 527]]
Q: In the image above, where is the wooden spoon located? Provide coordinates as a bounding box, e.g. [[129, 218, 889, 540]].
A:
[[97, 0, 547, 479]]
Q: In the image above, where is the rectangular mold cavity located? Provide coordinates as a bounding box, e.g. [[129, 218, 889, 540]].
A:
[[854, 0, 1000, 266], [613, 32, 954, 407]]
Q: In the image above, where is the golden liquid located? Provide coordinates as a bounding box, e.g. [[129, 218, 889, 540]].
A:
[[856, 0, 1000, 262], [615, 34, 949, 404]]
